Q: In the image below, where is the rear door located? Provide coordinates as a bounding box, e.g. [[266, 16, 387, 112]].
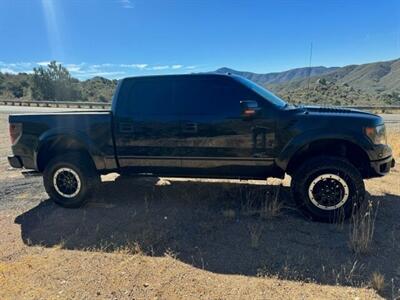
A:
[[113, 77, 182, 172]]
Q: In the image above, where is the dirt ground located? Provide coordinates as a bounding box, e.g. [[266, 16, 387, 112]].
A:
[[0, 109, 399, 299]]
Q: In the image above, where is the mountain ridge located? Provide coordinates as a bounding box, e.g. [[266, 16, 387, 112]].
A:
[[214, 58, 400, 105], [215, 66, 339, 85], [0, 58, 399, 105]]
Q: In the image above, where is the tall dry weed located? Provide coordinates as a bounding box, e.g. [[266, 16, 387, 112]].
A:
[[349, 200, 379, 255]]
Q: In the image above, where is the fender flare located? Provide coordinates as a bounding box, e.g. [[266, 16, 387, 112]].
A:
[[275, 130, 372, 171], [35, 128, 106, 171]]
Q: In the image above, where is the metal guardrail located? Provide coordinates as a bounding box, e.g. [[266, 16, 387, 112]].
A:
[[344, 105, 400, 111], [0, 99, 111, 109], [0, 99, 399, 111]]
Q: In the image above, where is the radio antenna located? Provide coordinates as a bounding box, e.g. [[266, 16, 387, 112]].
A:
[[307, 42, 313, 92]]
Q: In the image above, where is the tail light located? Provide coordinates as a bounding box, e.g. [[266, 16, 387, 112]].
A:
[[9, 123, 22, 145]]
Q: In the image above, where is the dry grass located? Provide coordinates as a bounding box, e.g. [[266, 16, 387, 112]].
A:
[[387, 129, 400, 158], [237, 186, 263, 216], [222, 208, 236, 220], [332, 207, 346, 231], [370, 272, 385, 292], [164, 248, 178, 259], [0, 249, 380, 300], [349, 200, 379, 255], [260, 184, 283, 219], [115, 242, 143, 255], [247, 223, 264, 249], [226, 185, 284, 218]]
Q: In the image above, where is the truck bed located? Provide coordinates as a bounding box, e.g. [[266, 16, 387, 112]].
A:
[[9, 111, 117, 172]]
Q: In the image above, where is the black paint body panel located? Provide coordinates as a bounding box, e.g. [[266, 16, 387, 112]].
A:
[[8, 74, 394, 179]]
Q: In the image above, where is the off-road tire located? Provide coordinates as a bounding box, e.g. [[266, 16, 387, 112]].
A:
[[291, 156, 365, 222], [43, 153, 100, 208]]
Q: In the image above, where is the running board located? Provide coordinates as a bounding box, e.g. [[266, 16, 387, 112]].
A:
[[21, 170, 41, 177]]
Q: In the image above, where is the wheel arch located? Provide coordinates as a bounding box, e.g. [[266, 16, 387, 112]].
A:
[[35, 131, 105, 172], [281, 137, 370, 177]]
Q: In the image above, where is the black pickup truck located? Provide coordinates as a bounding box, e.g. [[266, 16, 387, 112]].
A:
[[8, 74, 395, 221]]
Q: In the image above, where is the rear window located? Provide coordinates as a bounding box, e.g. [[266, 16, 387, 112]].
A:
[[117, 78, 175, 117]]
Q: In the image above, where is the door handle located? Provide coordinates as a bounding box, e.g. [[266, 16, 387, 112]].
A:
[[182, 122, 198, 133]]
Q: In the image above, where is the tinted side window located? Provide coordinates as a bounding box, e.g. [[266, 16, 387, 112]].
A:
[[174, 77, 246, 117], [118, 78, 175, 116]]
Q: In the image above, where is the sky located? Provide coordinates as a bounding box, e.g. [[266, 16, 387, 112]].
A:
[[0, 0, 399, 80]]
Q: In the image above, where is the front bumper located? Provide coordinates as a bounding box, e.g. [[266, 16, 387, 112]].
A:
[[8, 155, 23, 168], [369, 156, 395, 177]]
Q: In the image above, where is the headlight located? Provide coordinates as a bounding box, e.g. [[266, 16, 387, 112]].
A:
[[365, 124, 387, 145]]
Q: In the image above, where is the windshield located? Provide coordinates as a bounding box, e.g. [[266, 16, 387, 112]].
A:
[[234, 76, 287, 108]]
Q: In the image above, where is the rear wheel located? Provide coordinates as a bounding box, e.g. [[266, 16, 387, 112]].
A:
[[291, 156, 365, 222], [43, 153, 100, 208]]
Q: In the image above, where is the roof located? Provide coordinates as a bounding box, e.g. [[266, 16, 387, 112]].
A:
[[121, 73, 236, 81]]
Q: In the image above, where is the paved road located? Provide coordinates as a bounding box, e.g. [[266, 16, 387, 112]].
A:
[[0, 105, 399, 124], [381, 114, 400, 124]]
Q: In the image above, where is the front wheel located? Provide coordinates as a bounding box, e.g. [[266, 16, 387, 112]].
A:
[[291, 156, 365, 222], [43, 153, 100, 208]]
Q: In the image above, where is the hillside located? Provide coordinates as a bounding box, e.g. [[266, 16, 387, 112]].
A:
[[80, 77, 118, 102], [0, 72, 117, 103], [0, 58, 399, 105], [217, 58, 400, 106], [215, 66, 338, 85]]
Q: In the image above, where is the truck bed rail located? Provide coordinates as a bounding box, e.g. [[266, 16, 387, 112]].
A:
[[0, 99, 110, 109]]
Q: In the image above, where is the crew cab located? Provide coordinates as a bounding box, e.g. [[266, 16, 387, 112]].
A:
[[8, 74, 395, 222]]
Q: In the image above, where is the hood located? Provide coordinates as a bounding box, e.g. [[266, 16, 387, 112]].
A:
[[300, 105, 376, 116], [286, 105, 384, 128]]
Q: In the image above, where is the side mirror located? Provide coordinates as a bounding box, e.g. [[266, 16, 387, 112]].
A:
[[240, 100, 261, 120]]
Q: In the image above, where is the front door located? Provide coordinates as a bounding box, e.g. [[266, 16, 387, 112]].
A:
[[173, 76, 277, 178]]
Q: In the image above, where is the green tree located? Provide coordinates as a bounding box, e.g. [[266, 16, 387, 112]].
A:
[[10, 84, 24, 98], [31, 61, 82, 101]]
